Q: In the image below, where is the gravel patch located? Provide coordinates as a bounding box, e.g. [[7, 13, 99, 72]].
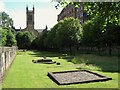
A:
[[48, 70, 112, 85]]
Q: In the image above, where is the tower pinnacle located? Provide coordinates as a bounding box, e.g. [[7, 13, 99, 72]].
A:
[[26, 5, 28, 12], [33, 5, 34, 13]]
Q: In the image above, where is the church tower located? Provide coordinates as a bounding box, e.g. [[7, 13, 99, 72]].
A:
[[26, 5, 34, 30], [15, 6, 42, 36]]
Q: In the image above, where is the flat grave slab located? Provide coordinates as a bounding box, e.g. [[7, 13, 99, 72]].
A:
[[47, 70, 112, 85]]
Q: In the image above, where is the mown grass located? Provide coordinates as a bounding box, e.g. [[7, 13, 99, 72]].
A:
[[2, 50, 119, 88]]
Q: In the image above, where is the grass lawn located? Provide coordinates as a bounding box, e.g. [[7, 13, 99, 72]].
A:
[[2, 50, 119, 88]]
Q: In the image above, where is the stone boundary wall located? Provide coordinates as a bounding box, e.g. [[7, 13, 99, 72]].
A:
[[0, 46, 17, 81]]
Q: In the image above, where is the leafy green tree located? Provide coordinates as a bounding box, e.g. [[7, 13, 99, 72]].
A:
[[31, 27, 48, 50], [55, 1, 120, 55], [0, 28, 16, 46], [0, 30, 1, 46], [44, 24, 60, 49], [0, 12, 13, 28], [82, 20, 95, 46], [6, 30, 16, 46], [0, 12, 16, 47], [0, 28, 5, 46], [31, 36, 40, 49], [54, 17, 82, 51], [82, 18, 104, 54], [103, 22, 120, 56], [16, 31, 35, 49], [41, 17, 82, 52]]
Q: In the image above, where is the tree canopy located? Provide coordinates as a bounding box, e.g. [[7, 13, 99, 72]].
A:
[[0, 27, 16, 46], [54, 17, 82, 50], [16, 31, 35, 49], [0, 12, 13, 28], [33, 17, 82, 52], [53, 1, 120, 55], [0, 12, 17, 47]]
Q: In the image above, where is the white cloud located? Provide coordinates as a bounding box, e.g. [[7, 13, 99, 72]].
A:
[[0, 1, 6, 12], [9, 7, 62, 29]]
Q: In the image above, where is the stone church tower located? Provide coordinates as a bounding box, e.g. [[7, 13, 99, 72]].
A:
[[26, 6, 34, 30], [15, 6, 46, 36], [25, 6, 39, 36]]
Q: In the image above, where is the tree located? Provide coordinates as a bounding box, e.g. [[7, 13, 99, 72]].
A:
[[0, 28, 1, 46], [31, 27, 49, 50], [82, 17, 104, 54], [0, 27, 16, 46], [16, 31, 35, 49], [82, 20, 95, 46], [103, 22, 120, 56], [0, 12, 13, 28], [6, 30, 16, 46], [44, 23, 60, 49], [54, 17, 82, 51], [0, 12, 16, 47], [0, 28, 7, 46], [42, 17, 82, 52], [54, 1, 120, 31], [56, 2, 120, 56], [31, 36, 40, 49]]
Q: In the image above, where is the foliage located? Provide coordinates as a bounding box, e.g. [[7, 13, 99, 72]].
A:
[[0, 12, 17, 47], [31, 36, 40, 49], [0, 28, 7, 46], [54, 17, 82, 49], [44, 21, 62, 49], [54, 2, 120, 56], [0, 28, 16, 46], [31, 28, 48, 50], [82, 16, 103, 47], [6, 29, 16, 46], [32, 17, 82, 51], [16, 31, 35, 49], [84, 2, 120, 23], [0, 12, 13, 28], [0, 28, 2, 46], [43, 17, 82, 51]]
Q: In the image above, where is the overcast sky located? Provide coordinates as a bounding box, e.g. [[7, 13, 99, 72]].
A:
[[0, 0, 63, 29]]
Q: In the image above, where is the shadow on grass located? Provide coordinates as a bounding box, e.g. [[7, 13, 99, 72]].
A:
[[28, 50, 61, 57], [73, 54, 119, 73], [28, 50, 119, 73]]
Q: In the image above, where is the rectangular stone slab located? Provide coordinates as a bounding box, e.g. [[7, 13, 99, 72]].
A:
[[47, 70, 112, 85]]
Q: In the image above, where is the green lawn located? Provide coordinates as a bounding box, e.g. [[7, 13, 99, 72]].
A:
[[2, 50, 119, 88]]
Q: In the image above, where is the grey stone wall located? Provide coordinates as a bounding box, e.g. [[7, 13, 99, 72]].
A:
[[0, 46, 17, 81]]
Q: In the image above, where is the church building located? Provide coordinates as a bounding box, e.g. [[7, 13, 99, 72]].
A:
[[15, 6, 47, 36]]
